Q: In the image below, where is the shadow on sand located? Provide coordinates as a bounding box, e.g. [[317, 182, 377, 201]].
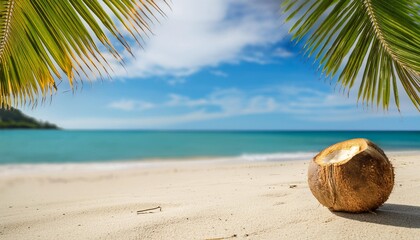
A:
[[334, 204, 420, 228]]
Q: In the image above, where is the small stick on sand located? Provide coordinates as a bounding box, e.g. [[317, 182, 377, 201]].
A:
[[205, 234, 237, 240], [137, 206, 162, 215]]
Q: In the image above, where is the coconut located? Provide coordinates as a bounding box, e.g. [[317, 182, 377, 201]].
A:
[[308, 138, 394, 213]]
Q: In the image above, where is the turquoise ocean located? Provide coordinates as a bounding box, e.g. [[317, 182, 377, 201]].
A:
[[0, 131, 419, 164]]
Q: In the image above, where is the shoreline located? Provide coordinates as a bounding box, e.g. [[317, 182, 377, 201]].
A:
[[0, 150, 419, 177], [0, 151, 420, 178]]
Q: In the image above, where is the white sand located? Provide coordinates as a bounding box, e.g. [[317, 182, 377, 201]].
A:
[[0, 152, 419, 239]]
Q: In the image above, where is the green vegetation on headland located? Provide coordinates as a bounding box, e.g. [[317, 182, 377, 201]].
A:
[[0, 108, 58, 129]]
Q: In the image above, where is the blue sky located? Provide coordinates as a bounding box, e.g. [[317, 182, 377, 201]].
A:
[[22, 0, 419, 130]]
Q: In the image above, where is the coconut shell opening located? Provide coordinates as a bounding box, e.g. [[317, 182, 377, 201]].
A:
[[315, 138, 367, 166]]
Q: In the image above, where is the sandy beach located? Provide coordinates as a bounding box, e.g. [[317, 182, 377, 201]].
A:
[[1, 152, 419, 239]]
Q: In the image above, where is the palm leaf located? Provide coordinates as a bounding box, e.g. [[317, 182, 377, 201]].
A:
[[0, 0, 166, 108], [283, 0, 420, 110]]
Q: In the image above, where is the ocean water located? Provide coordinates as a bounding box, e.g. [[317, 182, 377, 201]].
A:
[[0, 131, 419, 164]]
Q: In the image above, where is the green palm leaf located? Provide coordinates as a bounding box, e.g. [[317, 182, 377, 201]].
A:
[[0, 0, 166, 108], [283, 0, 420, 110]]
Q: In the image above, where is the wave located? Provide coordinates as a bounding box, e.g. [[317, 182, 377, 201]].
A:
[[239, 152, 316, 161]]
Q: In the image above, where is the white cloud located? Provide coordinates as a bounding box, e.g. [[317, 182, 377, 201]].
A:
[[273, 48, 294, 58], [105, 0, 286, 79], [210, 70, 228, 78], [166, 94, 210, 107], [165, 89, 277, 115], [54, 84, 418, 129], [167, 78, 187, 85], [58, 111, 228, 129], [108, 99, 155, 111], [63, 89, 279, 128]]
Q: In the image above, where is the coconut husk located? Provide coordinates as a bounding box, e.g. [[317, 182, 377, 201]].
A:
[[308, 138, 394, 213]]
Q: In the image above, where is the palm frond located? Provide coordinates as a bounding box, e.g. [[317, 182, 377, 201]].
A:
[[0, 0, 166, 108], [283, 0, 420, 110]]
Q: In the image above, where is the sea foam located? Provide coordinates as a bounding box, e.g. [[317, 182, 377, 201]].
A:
[[239, 152, 316, 161]]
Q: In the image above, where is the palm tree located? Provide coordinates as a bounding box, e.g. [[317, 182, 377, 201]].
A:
[[283, 0, 420, 110], [0, 0, 166, 108]]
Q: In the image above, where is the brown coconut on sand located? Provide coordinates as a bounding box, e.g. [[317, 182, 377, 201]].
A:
[[308, 138, 394, 213]]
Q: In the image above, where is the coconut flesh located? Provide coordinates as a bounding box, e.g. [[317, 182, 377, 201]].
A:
[[308, 138, 394, 213], [322, 146, 360, 164]]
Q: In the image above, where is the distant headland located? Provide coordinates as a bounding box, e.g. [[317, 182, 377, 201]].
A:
[[0, 108, 58, 129]]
